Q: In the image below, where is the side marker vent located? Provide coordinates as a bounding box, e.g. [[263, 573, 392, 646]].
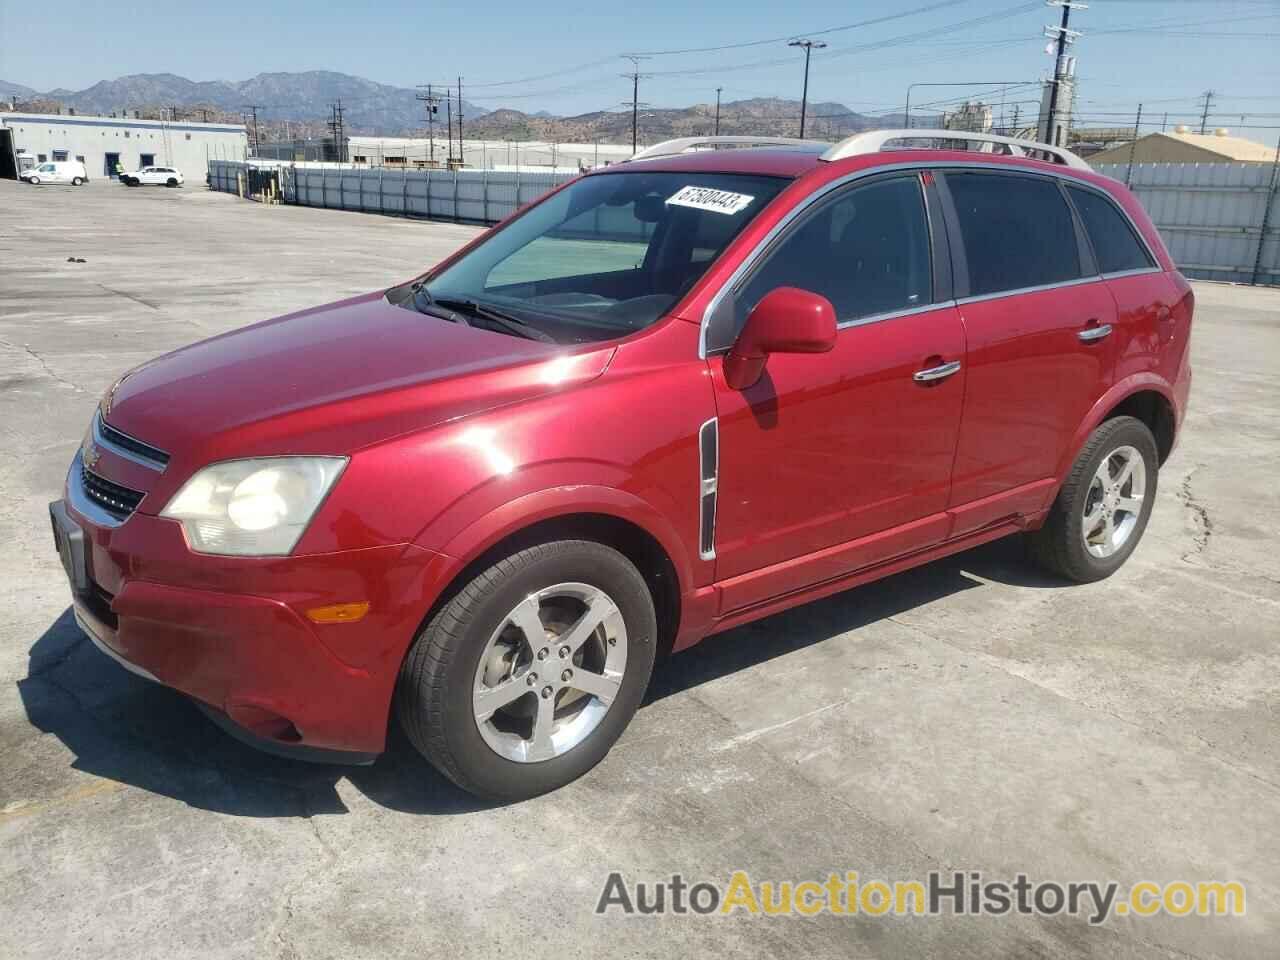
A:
[[698, 418, 718, 561]]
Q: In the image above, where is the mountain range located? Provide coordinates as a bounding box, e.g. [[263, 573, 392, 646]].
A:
[[1, 71, 920, 143]]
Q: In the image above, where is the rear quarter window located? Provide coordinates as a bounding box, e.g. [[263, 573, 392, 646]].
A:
[[946, 172, 1081, 297], [1066, 186, 1155, 274]]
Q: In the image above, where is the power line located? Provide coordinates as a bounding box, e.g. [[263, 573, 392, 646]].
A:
[[627, 0, 964, 56]]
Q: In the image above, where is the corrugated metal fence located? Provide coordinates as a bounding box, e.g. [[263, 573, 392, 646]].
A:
[[209, 159, 575, 225], [1095, 162, 1279, 286], [210, 159, 1279, 286]]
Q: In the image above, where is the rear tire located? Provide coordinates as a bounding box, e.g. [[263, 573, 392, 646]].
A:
[[397, 540, 657, 800], [1028, 416, 1158, 583], [71, 177, 83, 186], [166, 178, 178, 187]]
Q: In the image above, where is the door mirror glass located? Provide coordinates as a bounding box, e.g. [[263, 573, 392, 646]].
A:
[[723, 287, 836, 390]]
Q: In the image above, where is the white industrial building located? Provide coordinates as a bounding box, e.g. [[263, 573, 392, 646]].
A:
[[344, 136, 635, 173], [0, 112, 247, 181]]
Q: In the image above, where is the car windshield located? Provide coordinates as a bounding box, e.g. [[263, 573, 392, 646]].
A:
[[413, 170, 788, 343]]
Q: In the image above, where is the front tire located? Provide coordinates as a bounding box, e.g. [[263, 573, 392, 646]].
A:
[[1028, 416, 1159, 582], [28, 176, 40, 185], [397, 540, 657, 800]]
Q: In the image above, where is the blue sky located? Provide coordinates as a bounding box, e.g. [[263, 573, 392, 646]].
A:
[[2, 0, 1278, 137]]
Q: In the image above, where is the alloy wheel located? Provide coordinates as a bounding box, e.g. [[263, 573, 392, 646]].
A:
[[1082, 444, 1146, 558], [472, 582, 627, 763]]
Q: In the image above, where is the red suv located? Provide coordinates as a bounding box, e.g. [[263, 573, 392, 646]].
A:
[[50, 131, 1193, 799]]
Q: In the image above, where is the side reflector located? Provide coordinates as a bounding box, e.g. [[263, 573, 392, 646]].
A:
[[306, 601, 370, 624]]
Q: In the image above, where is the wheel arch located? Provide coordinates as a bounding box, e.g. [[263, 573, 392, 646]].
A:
[[1102, 389, 1176, 465], [423, 486, 696, 661], [1059, 374, 1178, 484]]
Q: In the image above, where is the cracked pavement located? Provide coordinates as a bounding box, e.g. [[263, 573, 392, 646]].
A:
[[2, 179, 1278, 959]]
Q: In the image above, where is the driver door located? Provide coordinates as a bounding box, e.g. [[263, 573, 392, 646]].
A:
[[707, 173, 967, 612]]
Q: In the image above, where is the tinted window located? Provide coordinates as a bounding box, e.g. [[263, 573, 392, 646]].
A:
[[1067, 186, 1154, 274], [732, 175, 932, 337], [947, 173, 1081, 296]]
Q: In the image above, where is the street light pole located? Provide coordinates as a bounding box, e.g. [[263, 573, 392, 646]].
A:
[[787, 39, 826, 139], [715, 86, 722, 135]]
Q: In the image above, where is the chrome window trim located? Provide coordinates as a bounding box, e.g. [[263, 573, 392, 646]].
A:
[[697, 417, 718, 561], [699, 159, 1165, 357], [1100, 266, 1164, 281], [837, 300, 951, 331], [953, 274, 1103, 308], [66, 451, 127, 529], [93, 411, 168, 472]]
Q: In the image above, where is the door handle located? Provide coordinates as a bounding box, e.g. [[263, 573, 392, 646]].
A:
[[1078, 323, 1113, 342], [913, 360, 962, 383]]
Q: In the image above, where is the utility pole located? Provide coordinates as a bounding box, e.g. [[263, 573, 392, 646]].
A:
[[1043, 1, 1086, 148], [327, 102, 346, 163], [244, 104, 262, 155], [1125, 102, 1143, 187], [1199, 90, 1215, 134], [446, 94, 454, 165], [621, 55, 651, 154], [714, 87, 722, 135], [417, 84, 440, 165], [336, 100, 345, 162], [457, 76, 464, 167], [787, 38, 827, 139]]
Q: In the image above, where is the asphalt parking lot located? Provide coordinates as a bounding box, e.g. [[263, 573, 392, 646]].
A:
[[2, 177, 1278, 959]]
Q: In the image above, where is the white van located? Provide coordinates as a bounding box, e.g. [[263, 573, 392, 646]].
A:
[[21, 160, 90, 186]]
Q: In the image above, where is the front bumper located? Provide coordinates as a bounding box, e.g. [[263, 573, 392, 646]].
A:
[[51, 470, 448, 762]]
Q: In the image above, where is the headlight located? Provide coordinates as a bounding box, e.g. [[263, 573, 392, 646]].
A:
[[161, 457, 347, 556]]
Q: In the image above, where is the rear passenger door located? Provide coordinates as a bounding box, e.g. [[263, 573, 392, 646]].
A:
[[938, 169, 1118, 536], [1063, 184, 1174, 388]]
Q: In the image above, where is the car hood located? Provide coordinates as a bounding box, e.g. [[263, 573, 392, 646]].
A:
[[102, 291, 614, 468]]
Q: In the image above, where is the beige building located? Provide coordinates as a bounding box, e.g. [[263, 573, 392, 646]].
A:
[[1089, 128, 1278, 165]]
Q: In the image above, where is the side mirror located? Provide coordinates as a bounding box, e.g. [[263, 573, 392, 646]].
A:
[[722, 287, 837, 390]]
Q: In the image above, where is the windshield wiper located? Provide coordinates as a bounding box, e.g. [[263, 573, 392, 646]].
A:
[[433, 297, 555, 343], [405, 283, 473, 327]]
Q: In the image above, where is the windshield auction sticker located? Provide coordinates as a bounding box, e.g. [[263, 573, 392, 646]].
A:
[[666, 186, 755, 215]]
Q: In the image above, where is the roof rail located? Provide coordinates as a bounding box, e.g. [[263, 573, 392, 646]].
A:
[[820, 129, 1092, 170], [630, 135, 819, 162]]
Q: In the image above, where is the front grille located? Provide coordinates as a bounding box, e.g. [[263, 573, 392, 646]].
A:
[[98, 414, 170, 468], [81, 465, 145, 521]]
